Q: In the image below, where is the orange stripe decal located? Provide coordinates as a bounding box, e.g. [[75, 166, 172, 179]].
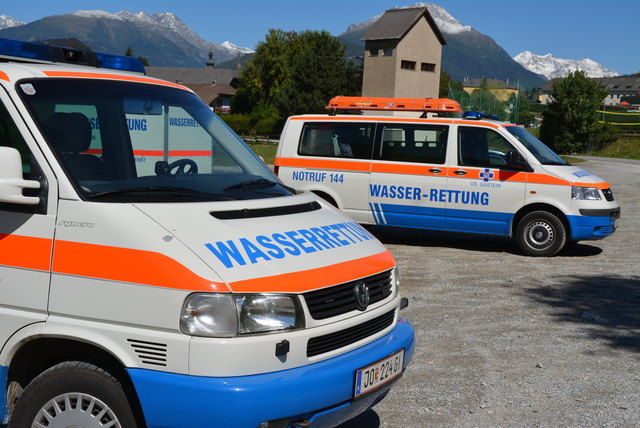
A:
[[228, 250, 395, 293], [0, 234, 52, 271], [53, 240, 229, 292], [42, 71, 190, 91], [275, 157, 371, 172], [0, 71, 10, 82]]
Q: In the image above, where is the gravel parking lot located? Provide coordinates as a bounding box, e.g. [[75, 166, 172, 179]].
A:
[[341, 158, 639, 428]]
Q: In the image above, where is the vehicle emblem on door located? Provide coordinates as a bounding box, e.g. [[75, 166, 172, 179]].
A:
[[479, 168, 494, 182], [354, 281, 370, 311]]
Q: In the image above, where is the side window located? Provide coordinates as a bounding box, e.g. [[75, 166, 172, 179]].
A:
[[458, 126, 518, 168], [0, 102, 37, 178], [298, 122, 374, 160], [377, 124, 448, 164], [0, 101, 46, 212]]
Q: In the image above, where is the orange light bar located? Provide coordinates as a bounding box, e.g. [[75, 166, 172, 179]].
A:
[[326, 96, 462, 113]]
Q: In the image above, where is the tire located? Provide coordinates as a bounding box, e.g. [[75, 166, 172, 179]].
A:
[[9, 361, 139, 428], [516, 211, 567, 257]]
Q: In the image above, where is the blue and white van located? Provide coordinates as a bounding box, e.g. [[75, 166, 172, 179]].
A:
[[275, 96, 620, 257]]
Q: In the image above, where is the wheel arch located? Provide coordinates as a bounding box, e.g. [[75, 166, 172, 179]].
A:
[[512, 203, 570, 238], [310, 189, 340, 208], [5, 337, 146, 426]]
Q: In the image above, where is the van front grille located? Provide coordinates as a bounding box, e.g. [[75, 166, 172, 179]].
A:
[[601, 188, 615, 202], [303, 270, 393, 320], [306, 310, 395, 357]]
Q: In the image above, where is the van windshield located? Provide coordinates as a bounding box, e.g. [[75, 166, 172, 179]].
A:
[[18, 78, 291, 202], [504, 126, 568, 166]]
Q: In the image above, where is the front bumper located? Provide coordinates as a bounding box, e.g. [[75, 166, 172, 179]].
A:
[[568, 208, 620, 240], [128, 319, 415, 428]]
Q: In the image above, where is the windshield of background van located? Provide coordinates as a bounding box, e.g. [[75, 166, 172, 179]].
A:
[[18, 79, 290, 202]]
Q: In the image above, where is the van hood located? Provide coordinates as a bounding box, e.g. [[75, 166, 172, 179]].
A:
[[540, 164, 610, 186], [134, 193, 394, 293]]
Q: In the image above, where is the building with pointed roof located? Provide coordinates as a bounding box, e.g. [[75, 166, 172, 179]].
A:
[[361, 6, 446, 99]]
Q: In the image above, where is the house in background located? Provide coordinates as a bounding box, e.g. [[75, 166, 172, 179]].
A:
[[462, 78, 519, 102], [361, 6, 445, 100], [538, 76, 640, 106], [145, 66, 239, 112]]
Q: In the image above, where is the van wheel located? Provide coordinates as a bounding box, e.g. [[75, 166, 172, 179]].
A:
[[516, 211, 566, 257], [9, 361, 139, 428]]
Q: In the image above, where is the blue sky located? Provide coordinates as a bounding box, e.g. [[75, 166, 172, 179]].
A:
[[2, 1, 639, 75]]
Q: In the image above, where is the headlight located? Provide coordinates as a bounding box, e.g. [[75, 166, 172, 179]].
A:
[[572, 186, 601, 200], [180, 293, 302, 337]]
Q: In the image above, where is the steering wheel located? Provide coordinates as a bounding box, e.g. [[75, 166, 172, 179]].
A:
[[168, 159, 198, 175]]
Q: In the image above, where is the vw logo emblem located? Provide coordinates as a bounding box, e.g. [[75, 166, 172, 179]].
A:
[[354, 281, 370, 311]]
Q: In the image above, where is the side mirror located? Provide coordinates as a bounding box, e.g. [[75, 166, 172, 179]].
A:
[[0, 147, 40, 204], [506, 150, 533, 172]]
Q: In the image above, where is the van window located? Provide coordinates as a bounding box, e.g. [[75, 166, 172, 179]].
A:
[[458, 126, 518, 167], [0, 101, 33, 176], [377, 124, 448, 164], [19, 79, 288, 202], [298, 122, 374, 159], [0, 101, 46, 213]]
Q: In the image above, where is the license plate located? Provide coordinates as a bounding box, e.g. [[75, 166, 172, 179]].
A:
[[354, 349, 404, 398]]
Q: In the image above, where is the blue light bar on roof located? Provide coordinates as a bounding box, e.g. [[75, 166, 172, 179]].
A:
[[0, 38, 52, 61], [463, 111, 500, 121], [95, 52, 145, 73], [0, 37, 145, 74]]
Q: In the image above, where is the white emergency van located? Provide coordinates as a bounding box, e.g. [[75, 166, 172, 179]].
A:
[[0, 39, 414, 428], [275, 96, 620, 257]]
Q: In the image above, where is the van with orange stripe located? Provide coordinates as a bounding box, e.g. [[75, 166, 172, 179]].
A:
[[0, 38, 414, 427], [275, 96, 620, 257]]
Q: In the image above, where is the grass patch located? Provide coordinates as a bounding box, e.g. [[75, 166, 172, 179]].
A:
[[245, 140, 278, 164], [588, 137, 640, 160]]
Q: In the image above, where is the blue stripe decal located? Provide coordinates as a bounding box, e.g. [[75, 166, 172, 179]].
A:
[[377, 204, 446, 230], [1, 365, 8, 424], [446, 207, 513, 235], [377, 203, 511, 235]]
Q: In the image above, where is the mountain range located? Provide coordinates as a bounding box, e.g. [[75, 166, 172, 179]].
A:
[[0, 11, 253, 67], [0, 6, 616, 88], [513, 51, 618, 80]]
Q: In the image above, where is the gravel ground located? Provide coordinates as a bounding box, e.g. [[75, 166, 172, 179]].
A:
[[341, 158, 639, 428]]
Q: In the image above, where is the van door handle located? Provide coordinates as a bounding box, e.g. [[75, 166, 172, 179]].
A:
[[454, 169, 467, 176], [428, 168, 442, 174]]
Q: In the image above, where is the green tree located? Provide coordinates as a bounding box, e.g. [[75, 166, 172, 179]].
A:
[[275, 30, 360, 117], [232, 29, 297, 114], [539, 70, 607, 153], [233, 29, 360, 118]]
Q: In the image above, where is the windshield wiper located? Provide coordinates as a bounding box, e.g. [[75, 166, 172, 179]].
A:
[[88, 186, 237, 200], [224, 178, 280, 191]]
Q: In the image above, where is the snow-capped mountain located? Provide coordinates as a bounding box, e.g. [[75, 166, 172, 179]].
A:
[[417, 3, 471, 34], [0, 10, 253, 67], [514, 51, 618, 79], [221, 41, 254, 57], [69, 10, 255, 61], [341, 3, 470, 36], [0, 15, 24, 30]]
